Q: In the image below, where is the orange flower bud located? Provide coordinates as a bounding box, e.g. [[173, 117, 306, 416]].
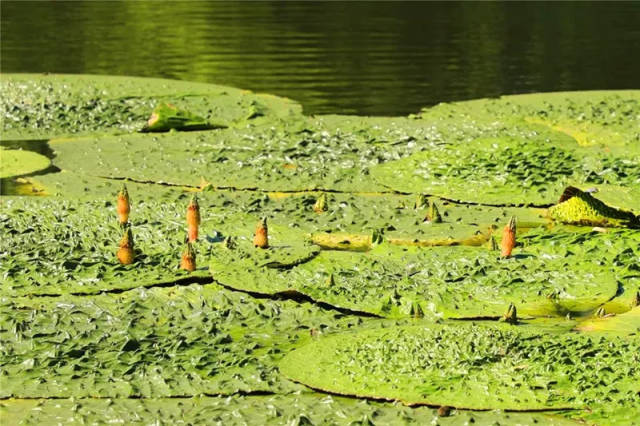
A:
[[180, 242, 196, 271], [500, 216, 516, 258], [117, 184, 130, 225], [253, 217, 269, 249], [117, 226, 134, 265], [186, 195, 201, 242], [313, 193, 328, 213]]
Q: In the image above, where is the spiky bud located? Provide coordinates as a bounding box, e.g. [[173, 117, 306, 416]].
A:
[[313, 193, 328, 213], [501, 216, 517, 258], [414, 194, 427, 210], [254, 217, 269, 249], [410, 301, 424, 318], [595, 306, 606, 318], [186, 195, 201, 242], [117, 184, 130, 225], [425, 201, 442, 223], [437, 406, 452, 417], [487, 235, 499, 251], [326, 273, 335, 286], [180, 242, 196, 272], [502, 303, 517, 324], [117, 225, 134, 265], [223, 236, 236, 250]]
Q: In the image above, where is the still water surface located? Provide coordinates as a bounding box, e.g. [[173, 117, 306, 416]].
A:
[[2, 1, 640, 115]]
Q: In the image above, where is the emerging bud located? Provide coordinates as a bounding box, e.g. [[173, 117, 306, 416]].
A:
[[502, 303, 518, 324], [371, 228, 385, 245], [487, 235, 499, 251], [117, 225, 134, 265], [313, 193, 328, 213], [595, 306, 606, 318], [425, 201, 442, 223], [437, 406, 452, 417], [500, 216, 517, 258], [326, 273, 335, 286], [632, 291, 640, 308], [117, 184, 130, 225], [410, 301, 424, 318], [180, 242, 196, 272], [254, 217, 269, 249], [223, 236, 236, 250], [186, 195, 201, 242], [414, 194, 427, 210]]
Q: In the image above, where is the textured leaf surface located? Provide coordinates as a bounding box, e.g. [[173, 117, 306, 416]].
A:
[[0, 394, 580, 426], [280, 323, 640, 410], [0, 283, 372, 398], [1, 74, 302, 140], [211, 230, 624, 318]]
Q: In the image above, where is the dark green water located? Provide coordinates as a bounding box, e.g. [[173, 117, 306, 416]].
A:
[[2, 1, 639, 115]]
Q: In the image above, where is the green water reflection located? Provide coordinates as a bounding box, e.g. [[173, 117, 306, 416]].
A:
[[2, 1, 639, 115]]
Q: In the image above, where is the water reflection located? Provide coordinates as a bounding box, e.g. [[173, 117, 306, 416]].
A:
[[2, 1, 639, 115]]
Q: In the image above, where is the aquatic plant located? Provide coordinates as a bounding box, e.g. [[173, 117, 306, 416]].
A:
[[180, 242, 196, 271], [254, 217, 269, 248], [500, 216, 516, 258], [117, 225, 134, 265], [186, 195, 201, 242], [116, 183, 130, 225]]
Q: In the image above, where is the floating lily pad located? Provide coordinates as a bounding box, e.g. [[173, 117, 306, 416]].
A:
[[1, 196, 216, 296], [0, 147, 51, 178], [280, 323, 640, 410], [577, 306, 640, 335], [0, 283, 373, 398], [371, 135, 639, 206], [0, 394, 581, 426], [48, 116, 424, 192], [1, 74, 302, 140], [211, 235, 620, 318]]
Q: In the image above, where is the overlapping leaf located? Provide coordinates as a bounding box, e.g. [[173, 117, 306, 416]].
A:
[[211, 228, 626, 318], [0, 283, 373, 398], [0, 146, 51, 179]]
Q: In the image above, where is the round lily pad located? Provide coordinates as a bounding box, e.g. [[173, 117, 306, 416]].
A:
[[0, 147, 50, 178], [1, 196, 213, 296], [280, 323, 640, 410]]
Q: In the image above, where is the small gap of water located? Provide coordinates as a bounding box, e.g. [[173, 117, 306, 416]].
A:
[[1, 139, 60, 196], [0, 139, 56, 159]]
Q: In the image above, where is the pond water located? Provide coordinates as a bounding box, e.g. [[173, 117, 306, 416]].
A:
[[2, 1, 639, 116]]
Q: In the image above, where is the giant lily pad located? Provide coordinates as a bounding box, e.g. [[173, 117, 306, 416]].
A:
[[211, 233, 620, 318], [280, 323, 640, 410], [370, 135, 640, 206], [0, 283, 374, 398], [1, 74, 302, 141], [0, 394, 580, 426], [48, 116, 425, 192]]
